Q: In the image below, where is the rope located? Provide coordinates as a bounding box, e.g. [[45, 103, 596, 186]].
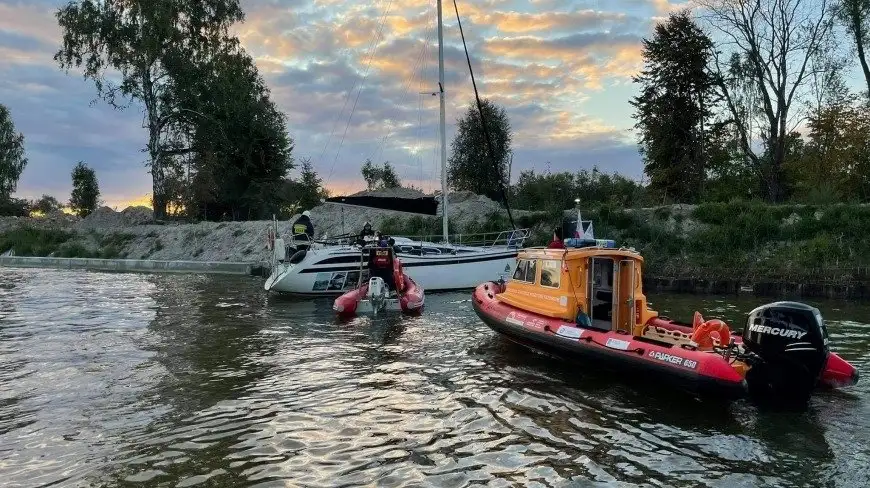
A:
[[366, 13, 435, 168], [325, 0, 396, 184], [451, 0, 516, 230]]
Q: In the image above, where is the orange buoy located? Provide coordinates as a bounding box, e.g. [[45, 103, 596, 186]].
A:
[[691, 319, 731, 350]]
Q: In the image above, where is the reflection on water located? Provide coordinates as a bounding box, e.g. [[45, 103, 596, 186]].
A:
[[0, 269, 868, 487]]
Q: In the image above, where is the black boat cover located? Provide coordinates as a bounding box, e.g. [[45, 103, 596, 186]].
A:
[[325, 195, 439, 215]]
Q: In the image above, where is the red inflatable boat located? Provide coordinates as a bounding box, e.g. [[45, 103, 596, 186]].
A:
[[472, 242, 859, 405], [334, 246, 424, 317]]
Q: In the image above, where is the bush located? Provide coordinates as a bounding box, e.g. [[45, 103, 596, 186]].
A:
[[0, 227, 74, 256], [0, 197, 31, 217]]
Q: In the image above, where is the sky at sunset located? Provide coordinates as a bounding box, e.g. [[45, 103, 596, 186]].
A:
[[1, 0, 690, 208]]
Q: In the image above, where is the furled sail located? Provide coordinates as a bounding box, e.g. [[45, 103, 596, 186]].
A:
[[324, 195, 439, 216]]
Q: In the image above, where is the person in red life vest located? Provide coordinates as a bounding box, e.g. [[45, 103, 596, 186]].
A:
[[547, 227, 566, 249]]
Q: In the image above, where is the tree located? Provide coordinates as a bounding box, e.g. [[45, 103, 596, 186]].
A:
[[631, 11, 717, 203], [165, 45, 294, 220], [789, 94, 870, 201], [360, 159, 401, 190], [70, 161, 100, 217], [839, 0, 870, 96], [54, 0, 245, 219], [511, 167, 647, 211], [700, 0, 836, 202], [294, 158, 329, 210], [33, 195, 62, 214], [0, 104, 27, 203], [448, 98, 512, 200]]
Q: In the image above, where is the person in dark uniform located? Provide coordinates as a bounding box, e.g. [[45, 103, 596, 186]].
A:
[[292, 210, 314, 250], [355, 221, 375, 246]]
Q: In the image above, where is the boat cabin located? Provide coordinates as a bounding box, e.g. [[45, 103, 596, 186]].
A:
[[497, 242, 658, 336]]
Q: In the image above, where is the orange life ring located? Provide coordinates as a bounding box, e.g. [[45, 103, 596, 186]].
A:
[[691, 318, 731, 349]]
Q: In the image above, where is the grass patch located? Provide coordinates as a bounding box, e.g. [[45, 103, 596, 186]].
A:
[[570, 202, 870, 283], [0, 227, 74, 256]]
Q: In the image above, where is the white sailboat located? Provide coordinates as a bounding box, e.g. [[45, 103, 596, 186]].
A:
[[264, 0, 528, 295]]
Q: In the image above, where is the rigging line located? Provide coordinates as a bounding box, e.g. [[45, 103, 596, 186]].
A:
[[419, 94, 425, 184], [317, 1, 390, 170], [366, 31, 431, 166], [326, 0, 396, 184], [366, 17, 435, 165], [451, 0, 516, 230]]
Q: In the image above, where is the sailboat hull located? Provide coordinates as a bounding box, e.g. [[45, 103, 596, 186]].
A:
[[265, 245, 517, 295]]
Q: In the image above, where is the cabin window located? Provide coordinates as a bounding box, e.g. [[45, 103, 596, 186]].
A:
[[512, 260, 528, 281], [526, 259, 537, 283], [540, 260, 561, 288], [512, 259, 537, 283]]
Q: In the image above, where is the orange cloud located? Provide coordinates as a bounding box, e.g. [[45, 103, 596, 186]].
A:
[[512, 110, 626, 148], [474, 10, 628, 34]]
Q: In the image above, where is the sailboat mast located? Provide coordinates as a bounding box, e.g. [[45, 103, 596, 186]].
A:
[[437, 0, 449, 244]]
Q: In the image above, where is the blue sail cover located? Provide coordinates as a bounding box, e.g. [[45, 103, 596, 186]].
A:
[[325, 195, 440, 216]]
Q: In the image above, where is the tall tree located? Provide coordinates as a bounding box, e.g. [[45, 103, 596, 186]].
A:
[[294, 158, 329, 210], [0, 104, 28, 203], [70, 161, 100, 217], [839, 0, 870, 96], [448, 98, 512, 201], [631, 11, 717, 203], [360, 159, 401, 190], [700, 0, 835, 202], [172, 47, 293, 220], [54, 0, 245, 219]]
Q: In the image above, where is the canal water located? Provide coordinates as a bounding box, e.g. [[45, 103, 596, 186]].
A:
[[0, 268, 868, 487]]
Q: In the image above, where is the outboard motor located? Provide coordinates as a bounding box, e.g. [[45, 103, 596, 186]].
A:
[[366, 276, 387, 314], [742, 301, 830, 406]]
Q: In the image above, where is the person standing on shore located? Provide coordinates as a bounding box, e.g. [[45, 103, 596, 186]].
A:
[[292, 210, 314, 250]]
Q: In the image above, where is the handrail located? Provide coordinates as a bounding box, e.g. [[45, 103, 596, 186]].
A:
[[393, 228, 531, 248], [280, 228, 531, 249]]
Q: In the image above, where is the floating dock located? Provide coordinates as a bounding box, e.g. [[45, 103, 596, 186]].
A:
[[0, 256, 257, 275]]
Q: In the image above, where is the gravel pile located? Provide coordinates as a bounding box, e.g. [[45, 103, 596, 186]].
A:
[[1, 189, 531, 262]]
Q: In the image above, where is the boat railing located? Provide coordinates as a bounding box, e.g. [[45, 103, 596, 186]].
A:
[[283, 228, 531, 249], [396, 228, 531, 248]]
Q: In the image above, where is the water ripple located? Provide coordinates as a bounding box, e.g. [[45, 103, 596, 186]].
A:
[[0, 269, 868, 486]]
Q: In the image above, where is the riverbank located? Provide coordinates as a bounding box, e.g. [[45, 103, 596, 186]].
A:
[[0, 189, 545, 268], [3, 194, 870, 299], [595, 201, 870, 299]]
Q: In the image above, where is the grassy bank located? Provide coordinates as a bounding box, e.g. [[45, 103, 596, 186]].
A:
[[0, 227, 141, 259], [586, 202, 870, 290], [4, 201, 870, 299]]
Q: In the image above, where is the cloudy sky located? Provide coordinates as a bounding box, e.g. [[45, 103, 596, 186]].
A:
[[0, 0, 687, 208]]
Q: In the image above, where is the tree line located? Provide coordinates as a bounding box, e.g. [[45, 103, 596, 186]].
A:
[[51, 0, 294, 221], [632, 1, 870, 205], [8, 0, 869, 224]]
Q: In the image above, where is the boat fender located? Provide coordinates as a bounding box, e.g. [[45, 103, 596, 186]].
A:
[[288, 249, 307, 265], [393, 261, 405, 294], [274, 238, 286, 261]]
